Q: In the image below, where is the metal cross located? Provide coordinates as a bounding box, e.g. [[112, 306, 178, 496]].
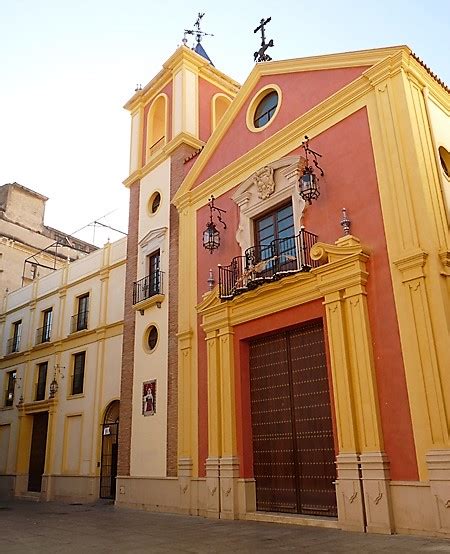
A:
[[183, 12, 214, 45], [253, 17, 274, 62]]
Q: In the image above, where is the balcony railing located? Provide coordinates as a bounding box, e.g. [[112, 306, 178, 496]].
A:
[[133, 270, 163, 305], [6, 337, 20, 355], [71, 310, 89, 333], [35, 324, 52, 345], [218, 229, 319, 301]]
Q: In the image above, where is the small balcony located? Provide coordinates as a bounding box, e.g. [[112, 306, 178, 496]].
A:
[[35, 324, 52, 345], [218, 229, 319, 301], [133, 271, 164, 306], [6, 337, 20, 355], [71, 311, 89, 333]]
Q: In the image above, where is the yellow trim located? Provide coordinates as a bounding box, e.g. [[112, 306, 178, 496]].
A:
[[145, 93, 169, 164], [123, 132, 205, 189], [211, 93, 232, 132], [142, 322, 161, 354], [196, 237, 383, 463], [245, 84, 282, 133]]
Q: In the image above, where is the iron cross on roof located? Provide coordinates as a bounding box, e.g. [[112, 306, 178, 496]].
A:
[[254, 17, 274, 62], [183, 12, 214, 45]]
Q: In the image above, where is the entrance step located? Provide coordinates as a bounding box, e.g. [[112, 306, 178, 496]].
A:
[[244, 511, 339, 529], [16, 492, 41, 502]]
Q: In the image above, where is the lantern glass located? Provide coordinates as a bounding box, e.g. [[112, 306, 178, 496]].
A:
[[299, 170, 320, 204], [49, 378, 58, 398], [203, 223, 220, 252]]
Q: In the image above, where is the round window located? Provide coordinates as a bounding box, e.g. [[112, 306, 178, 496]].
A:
[[439, 146, 450, 179], [253, 90, 279, 128], [147, 325, 158, 351], [149, 191, 161, 215]]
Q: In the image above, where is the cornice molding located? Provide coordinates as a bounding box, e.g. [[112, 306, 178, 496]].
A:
[[197, 236, 371, 331], [123, 132, 205, 189]]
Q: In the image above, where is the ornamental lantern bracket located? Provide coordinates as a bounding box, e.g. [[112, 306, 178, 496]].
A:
[[202, 195, 227, 253], [299, 136, 324, 204]]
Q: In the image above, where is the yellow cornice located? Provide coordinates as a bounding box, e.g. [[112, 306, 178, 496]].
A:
[[197, 237, 370, 331], [123, 132, 205, 188], [173, 46, 446, 206], [0, 321, 124, 369], [124, 46, 240, 112], [174, 72, 372, 209]]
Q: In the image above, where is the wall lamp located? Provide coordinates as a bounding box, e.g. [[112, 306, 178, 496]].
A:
[[298, 136, 324, 204], [202, 195, 227, 253]]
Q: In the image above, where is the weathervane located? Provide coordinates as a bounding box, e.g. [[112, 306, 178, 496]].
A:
[[183, 12, 214, 46], [253, 17, 274, 62]]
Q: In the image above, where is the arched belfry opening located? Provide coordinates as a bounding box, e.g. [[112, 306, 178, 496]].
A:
[[100, 400, 119, 499], [146, 95, 167, 159]]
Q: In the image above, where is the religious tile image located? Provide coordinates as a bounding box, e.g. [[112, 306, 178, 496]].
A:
[[142, 380, 156, 416]]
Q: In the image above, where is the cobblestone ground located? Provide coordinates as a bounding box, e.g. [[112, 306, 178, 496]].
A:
[[1, 499, 450, 553]]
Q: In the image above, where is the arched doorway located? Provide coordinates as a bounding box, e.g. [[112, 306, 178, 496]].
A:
[[100, 400, 119, 499]]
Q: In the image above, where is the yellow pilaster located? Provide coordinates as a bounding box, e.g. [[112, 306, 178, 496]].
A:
[[206, 331, 221, 458], [366, 60, 450, 478], [218, 325, 237, 458]]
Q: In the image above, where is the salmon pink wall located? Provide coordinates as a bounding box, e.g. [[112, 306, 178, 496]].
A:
[[198, 78, 232, 142], [195, 66, 367, 186], [141, 81, 173, 166], [195, 107, 418, 482]]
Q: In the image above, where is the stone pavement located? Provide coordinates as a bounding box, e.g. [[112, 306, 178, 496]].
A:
[[1, 499, 450, 553]]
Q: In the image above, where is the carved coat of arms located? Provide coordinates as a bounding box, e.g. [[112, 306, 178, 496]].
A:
[[252, 166, 275, 200]]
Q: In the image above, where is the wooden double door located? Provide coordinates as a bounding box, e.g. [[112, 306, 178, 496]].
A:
[[249, 320, 337, 516]]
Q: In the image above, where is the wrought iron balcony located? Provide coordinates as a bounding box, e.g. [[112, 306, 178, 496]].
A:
[[218, 229, 319, 301], [6, 337, 20, 355], [133, 270, 163, 305], [35, 324, 52, 345], [71, 311, 89, 333]]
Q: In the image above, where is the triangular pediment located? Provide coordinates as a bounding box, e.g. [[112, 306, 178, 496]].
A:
[[173, 45, 409, 207]]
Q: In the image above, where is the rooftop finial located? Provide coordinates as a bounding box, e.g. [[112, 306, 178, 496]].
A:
[[184, 12, 214, 46], [253, 17, 274, 62]]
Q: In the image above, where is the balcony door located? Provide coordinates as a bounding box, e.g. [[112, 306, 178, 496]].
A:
[[253, 203, 295, 274], [146, 250, 160, 296]]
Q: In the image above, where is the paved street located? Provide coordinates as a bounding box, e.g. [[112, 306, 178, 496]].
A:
[[1, 499, 450, 553]]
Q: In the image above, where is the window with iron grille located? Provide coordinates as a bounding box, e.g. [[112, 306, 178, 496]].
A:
[[146, 250, 161, 295], [10, 320, 22, 353], [72, 352, 85, 395], [35, 362, 48, 401], [75, 294, 89, 332], [4, 370, 16, 407]]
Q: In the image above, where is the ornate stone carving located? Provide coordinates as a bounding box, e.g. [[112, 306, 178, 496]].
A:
[[252, 166, 275, 200]]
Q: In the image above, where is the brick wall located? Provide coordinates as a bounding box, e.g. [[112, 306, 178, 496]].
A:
[[117, 180, 140, 476], [167, 144, 196, 476]]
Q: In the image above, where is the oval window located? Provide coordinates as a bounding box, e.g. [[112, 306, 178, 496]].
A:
[[253, 90, 279, 128], [149, 191, 161, 215], [147, 325, 158, 351], [439, 146, 450, 179]]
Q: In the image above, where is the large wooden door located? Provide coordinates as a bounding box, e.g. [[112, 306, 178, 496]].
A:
[[28, 412, 48, 492], [249, 321, 337, 516]]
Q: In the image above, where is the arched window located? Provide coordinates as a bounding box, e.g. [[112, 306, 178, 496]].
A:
[[212, 94, 232, 131], [146, 95, 167, 161]]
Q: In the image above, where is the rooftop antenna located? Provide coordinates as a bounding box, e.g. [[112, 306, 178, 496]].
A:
[[253, 17, 274, 62], [183, 12, 214, 47]]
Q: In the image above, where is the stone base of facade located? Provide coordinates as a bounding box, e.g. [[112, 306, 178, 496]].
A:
[[12, 473, 100, 502], [114, 469, 450, 538], [0, 474, 16, 498]]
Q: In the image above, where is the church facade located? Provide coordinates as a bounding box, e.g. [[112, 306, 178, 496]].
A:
[[116, 43, 450, 537]]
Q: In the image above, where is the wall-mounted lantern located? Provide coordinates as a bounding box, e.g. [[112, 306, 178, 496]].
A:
[[49, 365, 65, 399], [202, 195, 227, 253], [298, 135, 324, 204]]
